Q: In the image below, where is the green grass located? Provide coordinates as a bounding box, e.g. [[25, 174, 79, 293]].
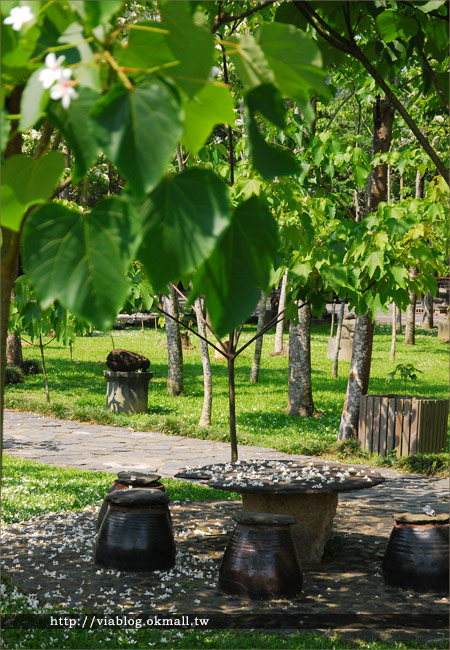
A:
[[5, 322, 448, 474], [1, 455, 239, 523], [1, 458, 447, 650]]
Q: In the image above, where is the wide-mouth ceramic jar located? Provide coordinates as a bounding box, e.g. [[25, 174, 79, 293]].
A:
[[95, 488, 175, 572], [383, 511, 449, 593]]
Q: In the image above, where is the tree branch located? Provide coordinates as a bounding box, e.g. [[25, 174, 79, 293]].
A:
[[49, 176, 73, 200], [213, 0, 276, 33], [292, 1, 449, 181]]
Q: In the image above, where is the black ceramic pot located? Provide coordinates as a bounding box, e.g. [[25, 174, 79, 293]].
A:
[[96, 471, 165, 529], [383, 512, 449, 593], [219, 512, 303, 599], [95, 488, 175, 572]]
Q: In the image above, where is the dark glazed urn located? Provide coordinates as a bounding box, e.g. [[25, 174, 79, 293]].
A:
[[383, 512, 449, 593], [95, 488, 175, 572], [96, 471, 165, 529], [219, 512, 303, 599]]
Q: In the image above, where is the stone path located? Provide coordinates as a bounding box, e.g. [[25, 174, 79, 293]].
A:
[[2, 409, 449, 643]]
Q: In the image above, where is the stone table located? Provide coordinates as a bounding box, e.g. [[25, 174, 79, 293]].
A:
[[175, 459, 384, 564]]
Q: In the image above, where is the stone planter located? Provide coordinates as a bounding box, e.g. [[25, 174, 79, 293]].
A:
[[104, 370, 153, 414], [327, 317, 355, 361], [358, 394, 449, 457]]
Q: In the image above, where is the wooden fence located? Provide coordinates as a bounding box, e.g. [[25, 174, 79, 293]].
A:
[[358, 395, 449, 457]]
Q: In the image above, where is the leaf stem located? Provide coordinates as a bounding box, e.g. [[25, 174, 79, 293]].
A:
[[103, 50, 133, 91], [28, 38, 95, 63]]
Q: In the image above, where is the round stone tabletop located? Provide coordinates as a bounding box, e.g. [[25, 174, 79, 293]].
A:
[[175, 459, 384, 494]]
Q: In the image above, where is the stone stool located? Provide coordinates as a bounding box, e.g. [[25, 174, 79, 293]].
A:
[[95, 488, 175, 571], [219, 512, 303, 599], [96, 470, 165, 529], [383, 512, 449, 593]]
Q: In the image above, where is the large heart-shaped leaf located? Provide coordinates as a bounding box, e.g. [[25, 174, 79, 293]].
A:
[[22, 197, 141, 330], [48, 87, 101, 183], [256, 22, 330, 115], [181, 83, 235, 154], [1, 152, 65, 231], [92, 82, 183, 196], [138, 168, 231, 291], [191, 197, 279, 336], [160, 1, 214, 97]]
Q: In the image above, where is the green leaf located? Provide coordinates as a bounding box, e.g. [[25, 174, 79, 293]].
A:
[[115, 21, 174, 70], [192, 197, 279, 336], [22, 197, 141, 330], [19, 68, 49, 130], [228, 33, 274, 90], [57, 22, 100, 91], [84, 1, 122, 29], [375, 9, 418, 43], [138, 168, 231, 291], [1, 152, 65, 231], [48, 86, 101, 183], [274, 3, 308, 30], [256, 22, 330, 116], [391, 266, 409, 288], [92, 82, 183, 196], [181, 83, 235, 154], [1, 108, 9, 154], [354, 164, 369, 187], [246, 83, 287, 129], [416, 0, 447, 12], [363, 251, 384, 278], [247, 113, 299, 180], [160, 1, 214, 97]]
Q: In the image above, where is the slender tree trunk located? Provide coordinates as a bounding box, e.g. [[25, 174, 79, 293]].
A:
[[60, 142, 70, 199], [330, 302, 336, 336], [288, 303, 314, 417], [405, 268, 417, 345], [250, 291, 266, 383], [194, 297, 212, 426], [396, 308, 402, 334], [390, 303, 397, 361], [338, 314, 375, 439], [274, 270, 288, 354], [422, 292, 434, 329], [331, 301, 345, 379], [7, 333, 23, 367], [39, 335, 50, 404], [338, 96, 394, 440], [163, 286, 183, 396], [227, 330, 238, 461]]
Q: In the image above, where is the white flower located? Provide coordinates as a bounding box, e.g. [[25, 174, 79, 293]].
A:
[[38, 53, 66, 89], [50, 69, 78, 109], [3, 5, 34, 30]]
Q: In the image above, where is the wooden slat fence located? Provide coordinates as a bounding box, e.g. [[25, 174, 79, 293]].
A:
[[358, 395, 449, 456]]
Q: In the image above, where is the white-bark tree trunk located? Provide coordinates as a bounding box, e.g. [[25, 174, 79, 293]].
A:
[[7, 332, 23, 367], [422, 292, 434, 329], [250, 291, 266, 383], [163, 285, 183, 396], [288, 303, 314, 417], [331, 301, 345, 379], [338, 96, 395, 440], [338, 314, 374, 439], [274, 270, 288, 354], [194, 296, 212, 426], [390, 303, 397, 361], [405, 269, 416, 346]]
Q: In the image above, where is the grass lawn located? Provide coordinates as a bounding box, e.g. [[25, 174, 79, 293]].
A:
[[5, 322, 448, 475], [1, 456, 447, 650]]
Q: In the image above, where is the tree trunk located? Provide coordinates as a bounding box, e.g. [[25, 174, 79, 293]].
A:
[[338, 314, 375, 439], [390, 303, 397, 361], [227, 330, 238, 461], [7, 333, 23, 367], [330, 302, 336, 336], [1, 86, 23, 452], [404, 268, 417, 346], [274, 270, 288, 354], [396, 308, 402, 334], [288, 303, 314, 417], [250, 291, 266, 383], [338, 96, 394, 440], [422, 292, 434, 329], [194, 296, 212, 426], [163, 285, 183, 396], [331, 301, 345, 379]]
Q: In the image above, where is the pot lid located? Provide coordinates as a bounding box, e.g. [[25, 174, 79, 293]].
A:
[[106, 488, 169, 506], [116, 470, 161, 486]]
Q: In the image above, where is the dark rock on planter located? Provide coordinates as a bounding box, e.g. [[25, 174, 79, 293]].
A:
[[106, 349, 150, 372]]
